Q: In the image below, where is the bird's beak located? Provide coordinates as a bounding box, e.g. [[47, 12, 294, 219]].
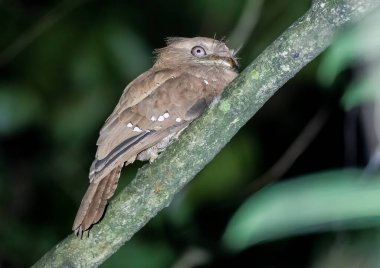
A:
[[207, 55, 238, 69]]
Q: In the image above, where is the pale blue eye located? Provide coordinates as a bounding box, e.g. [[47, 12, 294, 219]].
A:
[[191, 46, 206, 57]]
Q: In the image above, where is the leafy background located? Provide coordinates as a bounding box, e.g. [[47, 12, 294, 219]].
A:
[[1, 0, 379, 267]]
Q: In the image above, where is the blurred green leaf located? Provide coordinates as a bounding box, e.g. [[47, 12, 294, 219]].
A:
[[223, 169, 380, 251], [341, 65, 380, 110], [317, 8, 380, 110], [317, 33, 357, 87], [0, 85, 41, 134], [317, 8, 380, 88]]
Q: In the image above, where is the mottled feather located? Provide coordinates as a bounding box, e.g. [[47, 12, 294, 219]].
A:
[[73, 36, 238, 235]]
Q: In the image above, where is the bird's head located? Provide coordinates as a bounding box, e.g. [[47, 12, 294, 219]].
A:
[[154, 37, 238, 70]]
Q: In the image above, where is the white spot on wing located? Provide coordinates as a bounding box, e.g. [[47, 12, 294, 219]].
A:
[[158, 116, 165, 122], [163, 112, 169, 118], [176, 117, 182, 122], [127, 122, 133, 128], [203, 80, 209, 85], [133, 126, 142, 132], [150, 116, 157, 121]]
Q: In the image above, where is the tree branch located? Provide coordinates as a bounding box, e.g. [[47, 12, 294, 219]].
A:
[[32, 0, 380, 267]]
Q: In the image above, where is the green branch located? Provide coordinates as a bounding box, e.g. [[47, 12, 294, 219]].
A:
[[32, 0, 380, 267]]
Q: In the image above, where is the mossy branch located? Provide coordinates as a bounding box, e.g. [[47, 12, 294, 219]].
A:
[[32, 0, 380, 267]]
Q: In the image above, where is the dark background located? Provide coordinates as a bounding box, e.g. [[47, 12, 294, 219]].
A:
[[1, 0, 380, 267]]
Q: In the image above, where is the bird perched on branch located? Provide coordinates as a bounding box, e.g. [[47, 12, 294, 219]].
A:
[[73, 36, 238, 235]]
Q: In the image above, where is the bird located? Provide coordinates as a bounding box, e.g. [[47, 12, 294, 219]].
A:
[[72, 36, 238, 235]]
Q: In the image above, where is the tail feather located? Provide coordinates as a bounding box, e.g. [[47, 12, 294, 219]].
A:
[[93, 166, 121, 224], [73, 166, 122, 236]]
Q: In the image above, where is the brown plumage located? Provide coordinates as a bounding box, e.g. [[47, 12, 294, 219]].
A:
[[73, 37, 238, 235]]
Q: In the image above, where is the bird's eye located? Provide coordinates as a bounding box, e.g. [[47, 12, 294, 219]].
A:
[[191, 46, 206, 57]]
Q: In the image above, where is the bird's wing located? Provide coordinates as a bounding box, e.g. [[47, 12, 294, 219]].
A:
[[98, 68, 182, 135], [73, 70, 212, 233], [90, 70, 213, 183]]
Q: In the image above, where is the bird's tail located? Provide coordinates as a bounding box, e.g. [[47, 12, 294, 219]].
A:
[[72, 165, 122, 236]]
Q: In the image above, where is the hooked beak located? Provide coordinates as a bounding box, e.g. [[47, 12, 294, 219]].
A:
[[206, 55, 238, 69]]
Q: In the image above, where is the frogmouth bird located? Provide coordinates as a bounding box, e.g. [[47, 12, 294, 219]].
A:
[[73, 37, 238, 235]]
